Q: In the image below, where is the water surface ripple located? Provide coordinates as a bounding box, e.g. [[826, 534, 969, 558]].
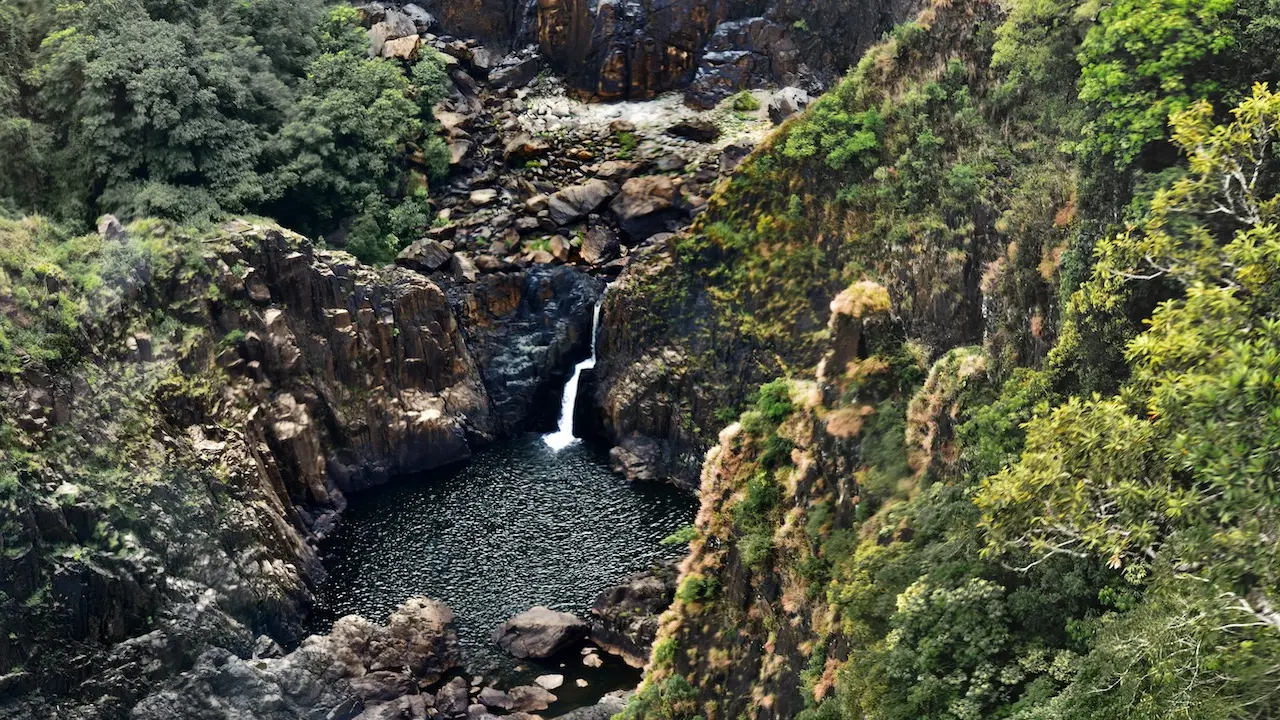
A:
[[310, 433, 695, 685]]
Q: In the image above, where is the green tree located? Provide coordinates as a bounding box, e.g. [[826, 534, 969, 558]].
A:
[[1077, 0, 1234, 167], [981, 83, 1280, 622], [33, 4, 291, 220]]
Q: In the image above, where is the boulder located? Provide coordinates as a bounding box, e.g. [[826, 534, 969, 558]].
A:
[[451, 253, 479, 282], [547, 692, 629, 720], [381, 35, 421, 61], [449, 139, 474, 165], [609, 435, 664, 482], [665, 119, 721, 143], [548, 235, 570, 263], [400, 3, 437, 32], [769, 87, 811, 125], [490, 51, 542, 89], [470, 47, 501, 75], [97, 214, 126, 242], [581, 225, 619, 265], [719, 138, 755, 174], [534, 673, 564, 690], [610, 175, 684, 241], [547, 180, 616, 226], [507, 684, 557, 712], [368, 10, 417, 56], [505, 134, 551, 164], [524, 194, 550, 213], [595, 160, 638, 180], [492, 606, 588, 659], [477, 687, 514, 711], [471, 188, 499, 206], [132, 598, 460, 720], [654, 153, 687, 172], [396, 239, 454, 272], [355, 2, 388, 25]]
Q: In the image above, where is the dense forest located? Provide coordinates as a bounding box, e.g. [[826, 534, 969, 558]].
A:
[[4, 0, 1280, 718], [0, 0, 450, 263]]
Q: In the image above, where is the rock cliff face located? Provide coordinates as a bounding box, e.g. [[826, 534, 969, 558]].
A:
[[0, 219, 600, 719], [632, 284, 907, 718], [448, 265, 605, 434], [394, 0, 917, 103], [588, 0, 1006, 489]]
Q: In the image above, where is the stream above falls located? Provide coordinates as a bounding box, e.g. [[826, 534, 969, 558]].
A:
[[308, 433, 694, 698]]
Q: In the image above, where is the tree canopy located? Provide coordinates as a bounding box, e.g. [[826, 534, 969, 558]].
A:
[[0, 0, 452, 262]]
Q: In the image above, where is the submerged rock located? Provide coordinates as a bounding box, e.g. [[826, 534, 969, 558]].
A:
[[534, 673, 565, 690], [507, 684, 558, 712], [492, 606, 588, 659]]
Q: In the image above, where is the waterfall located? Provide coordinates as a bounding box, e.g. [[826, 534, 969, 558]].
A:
[[543, 299, 603, 450]]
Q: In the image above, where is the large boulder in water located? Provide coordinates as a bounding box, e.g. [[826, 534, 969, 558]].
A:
[[491, 606, 588, 659]]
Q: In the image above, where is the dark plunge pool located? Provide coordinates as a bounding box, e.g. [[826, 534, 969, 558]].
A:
[[309, 433, 695, 699]]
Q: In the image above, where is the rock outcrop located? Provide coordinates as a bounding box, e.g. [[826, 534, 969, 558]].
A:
[[589, 561, 680, 667], [131, 597, 459, 720], [449, 265, 605, 433], [394, 0, 916, 102], [491, 606, 589, 659], [633, 288, 899, 719]]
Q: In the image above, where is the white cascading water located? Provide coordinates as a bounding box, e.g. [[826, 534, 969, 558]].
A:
[[543, 299, 604, 450]]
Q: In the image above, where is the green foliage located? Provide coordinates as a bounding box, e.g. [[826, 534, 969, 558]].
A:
[[985, 86, 1280, 581], [1077, 0, 1233, 167], [731, 91, 761, 112], [616, 130, 638, 159], [618, 675, 701, 720], [662, 524, 697, 545], [755, 379, 795, 424], [0, 215, 205, 374], [629, 3, 1280, 720], [676, 574, 720, 605], [781, 101, 882, 170], [0, 0, 452, 264], [732, 470, 784, 568]]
